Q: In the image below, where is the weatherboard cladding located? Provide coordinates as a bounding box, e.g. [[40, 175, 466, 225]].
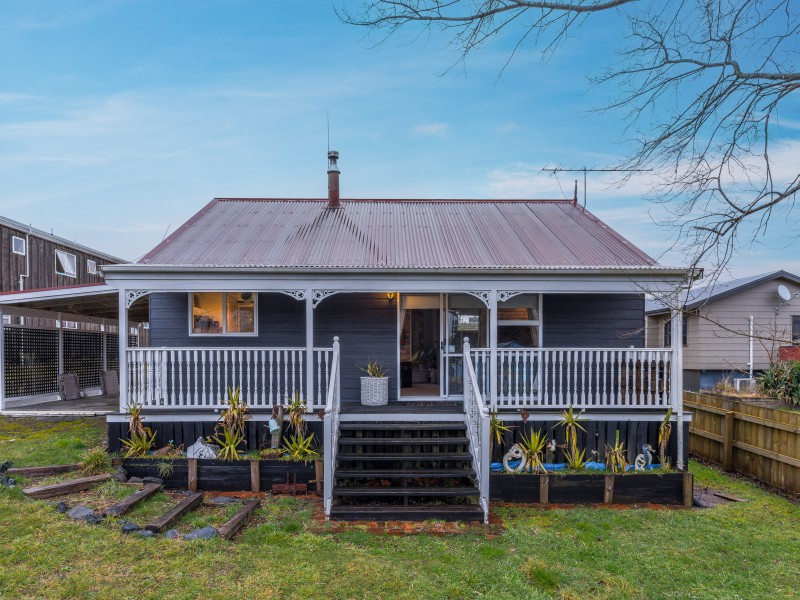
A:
[[140, 199, 657, 270]]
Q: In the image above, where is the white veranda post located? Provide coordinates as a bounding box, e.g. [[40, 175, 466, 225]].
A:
[[670, 306, 684, 470], [118, 289, 129, 413]]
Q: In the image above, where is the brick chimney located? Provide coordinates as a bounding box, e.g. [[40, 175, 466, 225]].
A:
[[327, 150, 340, 208]]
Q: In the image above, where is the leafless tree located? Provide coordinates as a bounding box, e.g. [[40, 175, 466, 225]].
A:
[[342, 1, 800, 277]]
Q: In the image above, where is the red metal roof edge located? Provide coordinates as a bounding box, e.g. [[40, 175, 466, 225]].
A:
[[214, 197, 574, 204], [139, 198, 221, 264], [0, 282, 109, 297]]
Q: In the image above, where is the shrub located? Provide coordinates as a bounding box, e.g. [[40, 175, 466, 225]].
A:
[[80, 447, 112, 475], [757, 361, 800, 406]]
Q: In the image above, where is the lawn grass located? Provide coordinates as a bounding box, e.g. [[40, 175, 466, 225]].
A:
[[0, 417, 798, 599]]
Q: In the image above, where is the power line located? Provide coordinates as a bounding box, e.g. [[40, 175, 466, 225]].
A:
[[541, 166, 652, 208]]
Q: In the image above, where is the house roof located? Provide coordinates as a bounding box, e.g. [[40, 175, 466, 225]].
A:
[[132, 198, 669, 272], [0, 214, 126, 264], [645, 270, 800, 314]]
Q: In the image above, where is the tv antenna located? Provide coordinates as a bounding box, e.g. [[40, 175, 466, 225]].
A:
[[541, 166, 652, 208]]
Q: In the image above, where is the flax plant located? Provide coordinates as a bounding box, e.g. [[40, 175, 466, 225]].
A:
[[518, 429, 547, 474]]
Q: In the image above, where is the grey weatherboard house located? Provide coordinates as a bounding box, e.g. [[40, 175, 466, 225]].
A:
[[646, 270, 800, 391], [101, 152, 690, 522]]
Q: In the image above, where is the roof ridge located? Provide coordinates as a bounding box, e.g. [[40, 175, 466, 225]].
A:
[[214, 197, 575, 204]]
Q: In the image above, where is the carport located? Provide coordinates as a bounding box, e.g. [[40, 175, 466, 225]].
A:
[[0, 283, 148, 413]]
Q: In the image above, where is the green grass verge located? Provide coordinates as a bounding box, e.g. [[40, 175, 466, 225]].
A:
[[0, 417, 798, 599]]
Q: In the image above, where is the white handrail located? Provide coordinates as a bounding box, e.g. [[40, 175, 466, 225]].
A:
[[323, 336, 341, 517], [463, 338, 490, 524]]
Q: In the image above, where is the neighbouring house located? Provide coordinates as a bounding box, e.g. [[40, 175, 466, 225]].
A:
[[0, 215, 145, 411], [645, 270, 800, 392], [98, 151, 691, 521]]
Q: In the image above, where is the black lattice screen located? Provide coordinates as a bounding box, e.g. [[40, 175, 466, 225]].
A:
[[63, 331, 103, 388], [3, 327, 59, 397], [105, 333, 139, 374]]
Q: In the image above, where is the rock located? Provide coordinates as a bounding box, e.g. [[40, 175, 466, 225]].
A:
[[186, 437, 219, 460], [165, 529, 181, 539], [151, 446, 173, 457], [135, 529, 155, 538], [141, 477, 163, 485], [127, 477, 144, 484], [85, 514, 103, 525], [67, 505, 97, 522], [209, 496, 240, 505], [1, 476, 16, 487], [0, 460, 12, 474], [112, 467, 127, 482], [183, 526, 218, 541], [54, 501, 69, 514], [121, 522, 142, 534]]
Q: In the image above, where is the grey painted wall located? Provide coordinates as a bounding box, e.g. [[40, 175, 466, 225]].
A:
[[314, 293, 397, 404], [543, 294, 644, 347], [149, 292, 305, 348]]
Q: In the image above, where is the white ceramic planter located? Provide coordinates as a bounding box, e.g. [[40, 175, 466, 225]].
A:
[[360, 376, 389, 406]]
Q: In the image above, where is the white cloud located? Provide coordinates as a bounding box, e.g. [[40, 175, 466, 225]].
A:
[[410, 123, 449, 137], [0, 93, 41, 105]]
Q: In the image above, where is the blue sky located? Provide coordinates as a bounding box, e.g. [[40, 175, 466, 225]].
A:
[[0, 0, 797, 278]]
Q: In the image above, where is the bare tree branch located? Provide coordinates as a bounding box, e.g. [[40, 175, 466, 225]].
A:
[[343, 0, 800, 278]]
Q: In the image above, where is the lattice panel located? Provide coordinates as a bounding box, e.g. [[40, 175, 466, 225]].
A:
[[106, 333, 139, 374], [3, 327, 59, 397], [63, 331, 103, 388]]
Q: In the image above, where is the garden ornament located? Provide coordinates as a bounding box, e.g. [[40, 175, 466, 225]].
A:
[[634, 444, 653, 471], [186, 437, 219, 460], [268, 418, 281, 435], [502, 444, 529, 473]]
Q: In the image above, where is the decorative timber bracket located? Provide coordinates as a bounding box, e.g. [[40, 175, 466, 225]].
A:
[[312, 290, 339, 309], [125, 290, 151, 309], [276, 290, 307, 301], [465, 291, 491, 308], [498, 291, 525, 303]]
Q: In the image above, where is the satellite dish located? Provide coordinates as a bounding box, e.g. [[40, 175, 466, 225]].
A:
[[778, 284, 792, 302]]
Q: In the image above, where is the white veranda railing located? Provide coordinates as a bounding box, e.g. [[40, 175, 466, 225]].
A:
[[125, 346, 335, 410], [323, 337, 341, 517], [463, 339, 490, 524], [471, 347, 673, 410]]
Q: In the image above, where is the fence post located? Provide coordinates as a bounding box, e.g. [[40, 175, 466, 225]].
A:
[[722, 404, 735, 471]]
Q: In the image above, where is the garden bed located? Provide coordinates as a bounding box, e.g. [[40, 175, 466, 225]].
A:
[[490, 471, 692, 506], [122, 458, 316, 492]]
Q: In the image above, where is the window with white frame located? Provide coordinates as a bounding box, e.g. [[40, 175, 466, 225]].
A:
[[190, 292, 257, 335], [55, 250, 77, 278], [792, 315, 800, 345], [497, 294, 541, 348], [87, 259, 97, 275], [12, 236, 26, 255]]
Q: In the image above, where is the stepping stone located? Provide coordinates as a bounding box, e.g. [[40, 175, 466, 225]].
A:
[[183, 527, 218, 541]]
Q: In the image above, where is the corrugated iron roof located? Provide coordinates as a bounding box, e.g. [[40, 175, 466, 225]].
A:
[[645, 270, 800, 314], [139, 198, 660, 270]]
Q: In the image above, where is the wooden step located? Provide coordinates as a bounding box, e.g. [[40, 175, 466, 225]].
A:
[[217, 499, 260, 540], [23, 474, 113, 499], [145, 492, 204, 533], [338, 452, 472, 461], [329, 504, 485, 522], [333, 486, 478, 497], [339, 423, 466, 432], [8, 464, 80, 478], [338, 437, 470, 445], [335, 468, 475, 479], [103, 483, 161, 517]]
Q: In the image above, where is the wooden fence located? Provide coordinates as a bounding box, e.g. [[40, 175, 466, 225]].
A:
[[685, 392, 800, 493]]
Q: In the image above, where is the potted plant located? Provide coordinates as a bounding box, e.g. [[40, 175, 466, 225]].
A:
[[359, 360, 389, 406]]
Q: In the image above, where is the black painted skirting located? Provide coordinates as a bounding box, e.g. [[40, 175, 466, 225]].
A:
[[494, 419, 689, 468], [108, 420, 324, 454]]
